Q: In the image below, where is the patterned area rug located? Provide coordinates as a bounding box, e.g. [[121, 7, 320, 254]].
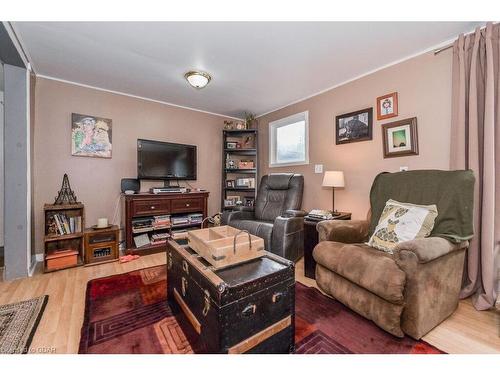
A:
[[0, 295, 49, 354], [79, 266, 443, 354]]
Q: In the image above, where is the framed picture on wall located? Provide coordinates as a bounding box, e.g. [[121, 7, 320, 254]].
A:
[[376, 92, 398, 120], [71, 113, 112, 158], [381, 117, 418, 158], [335, 108, 373, 145]]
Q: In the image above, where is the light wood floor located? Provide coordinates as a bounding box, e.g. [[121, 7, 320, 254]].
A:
[[0, 253, 498, 354]]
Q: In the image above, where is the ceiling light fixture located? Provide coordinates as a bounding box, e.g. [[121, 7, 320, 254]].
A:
[[184, 70, 212, 89]]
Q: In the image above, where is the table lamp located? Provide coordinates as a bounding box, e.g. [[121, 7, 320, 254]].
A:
[[322, 171, 345, 213]]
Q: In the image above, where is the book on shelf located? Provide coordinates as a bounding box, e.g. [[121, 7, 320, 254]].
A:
[[132, 217, 154, 227], [153, 214, 171, 228], [151, 231, 169, 245], [171, 216, 189, 225], [132, 215, 171, 233], [132, 226, 153, 234], [152, 232, 170, 241], [50, 213, 82, 236], [131, 217, 153, 233], [188, 213, 203, 224], [150, 239, 167, 246]]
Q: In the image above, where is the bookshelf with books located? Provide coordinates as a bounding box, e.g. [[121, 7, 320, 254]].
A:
[[43, 203, 85, 272]]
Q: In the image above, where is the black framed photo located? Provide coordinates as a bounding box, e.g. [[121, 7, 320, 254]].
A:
[[226, 141, 238, 149], [226, 180, 235, 188], [226, 159, 237, 169], [335, 108, 373, 144], [244, 197, 255, 207]]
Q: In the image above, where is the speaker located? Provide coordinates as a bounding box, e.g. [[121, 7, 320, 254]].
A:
[[121, 178, 140, 193]]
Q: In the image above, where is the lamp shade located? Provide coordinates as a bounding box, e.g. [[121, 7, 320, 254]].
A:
[[322, 171, 345, 188]]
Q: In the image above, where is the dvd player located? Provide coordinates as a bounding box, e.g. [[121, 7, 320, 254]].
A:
[[150, 187, 187, 194]]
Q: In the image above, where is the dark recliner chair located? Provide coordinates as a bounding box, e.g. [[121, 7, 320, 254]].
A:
[[222, 173, 306, 262]]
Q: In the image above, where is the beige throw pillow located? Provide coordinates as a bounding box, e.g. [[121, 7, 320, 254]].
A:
[[367, 199, 438, 254]]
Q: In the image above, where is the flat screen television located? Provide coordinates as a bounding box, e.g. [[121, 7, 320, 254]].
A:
[[137, 139, 197, 181]]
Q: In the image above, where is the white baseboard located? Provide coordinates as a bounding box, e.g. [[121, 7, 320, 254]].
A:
[[28, 254, 44, 277]]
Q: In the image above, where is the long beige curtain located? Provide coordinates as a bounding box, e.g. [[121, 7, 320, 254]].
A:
[[450, 22, 499, 310]]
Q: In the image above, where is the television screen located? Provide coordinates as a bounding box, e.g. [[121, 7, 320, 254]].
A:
[[137, 139, 197, 180]]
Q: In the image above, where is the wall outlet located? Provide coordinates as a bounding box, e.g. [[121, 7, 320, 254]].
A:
[[314, 164, 323, 174], [400, 166, 409, 172]]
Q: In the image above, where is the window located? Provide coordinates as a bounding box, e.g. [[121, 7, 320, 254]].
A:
[[269, 111, 309, 167]]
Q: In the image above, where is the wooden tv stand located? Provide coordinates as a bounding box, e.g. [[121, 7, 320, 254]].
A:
[[123, 191, 209, 255]]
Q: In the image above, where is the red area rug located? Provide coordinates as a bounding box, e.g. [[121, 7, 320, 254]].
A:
[[79, 265, 444, 354]]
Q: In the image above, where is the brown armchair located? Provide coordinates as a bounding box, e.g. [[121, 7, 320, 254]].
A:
[[313, 170, 475, 339]]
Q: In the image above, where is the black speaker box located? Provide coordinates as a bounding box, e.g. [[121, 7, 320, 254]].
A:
[[121, 178, 140, 193]]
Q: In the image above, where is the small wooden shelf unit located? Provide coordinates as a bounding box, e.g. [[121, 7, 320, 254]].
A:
[[43, 203, 85, 272]]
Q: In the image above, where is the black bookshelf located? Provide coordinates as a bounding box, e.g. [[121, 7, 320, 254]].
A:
[[221, 129, 258, 211]]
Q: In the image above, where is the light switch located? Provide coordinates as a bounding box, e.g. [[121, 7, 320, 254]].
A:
[[400, 166, 408, 171], [315, 164, 323, 174]]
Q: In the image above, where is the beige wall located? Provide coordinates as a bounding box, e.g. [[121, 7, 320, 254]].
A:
[[258, 51, 453, 219], [34, 78, 229, 254]]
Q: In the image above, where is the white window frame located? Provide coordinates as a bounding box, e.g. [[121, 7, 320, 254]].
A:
[[269, 110, 309, 168]]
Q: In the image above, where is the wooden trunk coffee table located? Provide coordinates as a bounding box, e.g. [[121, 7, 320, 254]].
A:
[[166, 238, 295, 353]]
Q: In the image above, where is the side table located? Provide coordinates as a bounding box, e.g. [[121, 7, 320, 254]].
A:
[[303, 212, 351, 279], [84, 225, 120, 266]]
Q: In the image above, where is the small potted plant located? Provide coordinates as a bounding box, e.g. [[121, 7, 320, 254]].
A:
[[244, 112, 257, 129]]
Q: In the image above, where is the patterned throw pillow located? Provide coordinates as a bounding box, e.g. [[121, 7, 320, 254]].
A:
[[367, 199, 438, 254]]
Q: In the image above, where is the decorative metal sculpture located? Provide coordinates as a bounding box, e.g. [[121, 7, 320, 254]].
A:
[[54, 173, 78, 205], [201, 212, 222, 228]]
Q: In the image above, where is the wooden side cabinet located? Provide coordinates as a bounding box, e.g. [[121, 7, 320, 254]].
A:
[[84, 225, 120, 265], [303, 212, 351, 279]]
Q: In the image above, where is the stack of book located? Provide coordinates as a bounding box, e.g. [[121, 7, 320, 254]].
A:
[[50, 214, 82, 235], [132, 217, 154, 234], [172, 216, 189, 225], [153, 215, 171, 229], [188, 213, 203, 224], [151, 232, 170, 245]]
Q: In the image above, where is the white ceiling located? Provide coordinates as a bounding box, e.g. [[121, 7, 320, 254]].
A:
[[14, 22, 482, 118]]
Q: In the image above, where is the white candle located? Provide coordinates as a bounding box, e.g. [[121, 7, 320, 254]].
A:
[[97, 218, 108, 228]]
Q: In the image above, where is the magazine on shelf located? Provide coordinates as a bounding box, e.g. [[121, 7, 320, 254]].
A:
[[133, 233, 150, 248]]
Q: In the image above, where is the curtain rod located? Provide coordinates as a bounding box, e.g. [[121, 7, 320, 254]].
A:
[[434, 23, 494, 55], [434, 44, 453, 55]]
